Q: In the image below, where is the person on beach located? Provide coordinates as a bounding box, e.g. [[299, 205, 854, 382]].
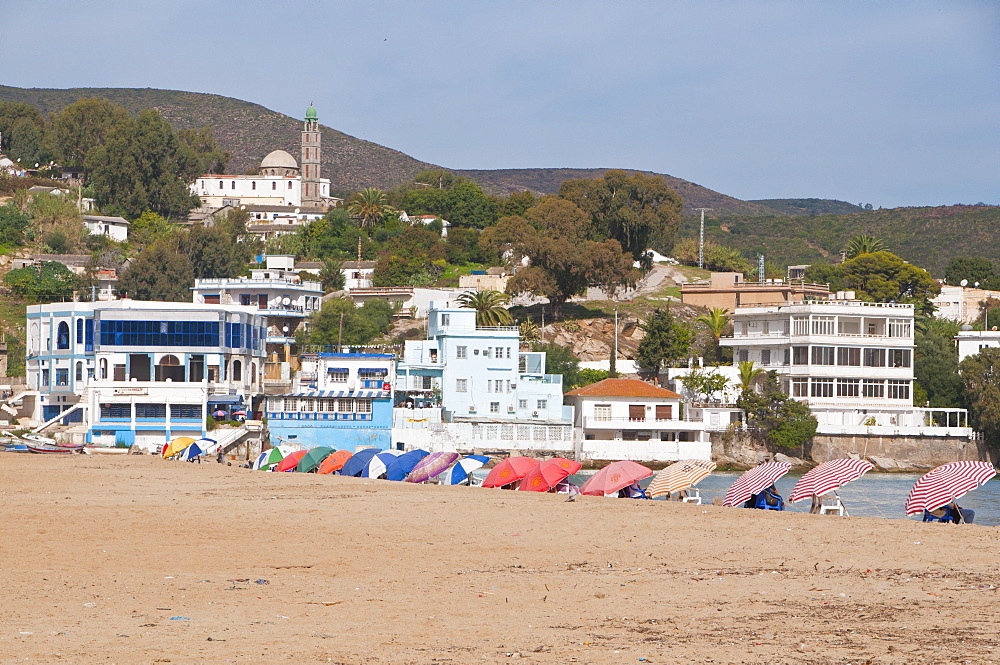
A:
[[618, 482, 648, 499], [744, 484, 784, 510], [923, 501, 975, 524]]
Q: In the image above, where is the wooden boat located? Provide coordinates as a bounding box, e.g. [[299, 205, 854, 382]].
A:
[[84, 446, 131, 455], [27, 444, 81, 454]]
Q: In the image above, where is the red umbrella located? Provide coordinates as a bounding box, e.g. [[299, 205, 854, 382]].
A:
[[579, 460, 653, 496], [482, 456, 539, 488], [317, 450, 353, 475], [905, 461, 997, 516], [722, 461, 791, 507], [789, 459, 874, 503], [274, 449, 307, 472], [518, 457, 582, 492]]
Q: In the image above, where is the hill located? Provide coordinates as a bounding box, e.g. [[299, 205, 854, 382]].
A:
[[2, 85, 803, 214], [678, 204, 1000, 276], [747, 198, 865, 215]]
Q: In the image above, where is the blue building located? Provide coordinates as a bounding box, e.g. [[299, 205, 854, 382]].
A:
[[264, 352, 395, 450]]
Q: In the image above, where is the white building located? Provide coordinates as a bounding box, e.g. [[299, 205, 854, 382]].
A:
[[565, 378, 712, 461], [83, 215, 129, 242], [932, 284, 1000, 324], [341, 261, 376, 291], [25, 300, 267, 449], [955, 327, 1000, 364], [724, 300, 970, 435]]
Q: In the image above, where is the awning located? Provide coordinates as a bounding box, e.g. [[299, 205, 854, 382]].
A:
[[208, 395, 245, 404], [275, 390, 389, 399], [326, 367, 349, 373], [359, 367, 389, 376]]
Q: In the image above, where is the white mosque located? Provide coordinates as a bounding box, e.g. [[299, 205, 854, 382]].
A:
[[191, 105, 337, 211]]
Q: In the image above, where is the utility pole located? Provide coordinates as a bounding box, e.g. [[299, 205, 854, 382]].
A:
[[694, 208, 712, 269]]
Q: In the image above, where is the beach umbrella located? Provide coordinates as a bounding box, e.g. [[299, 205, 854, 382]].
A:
[[274, 449, 308, 472], [163, 436, 197, 458], [789, 459, 874, 503], [340, 448, 381, 477], [212, 410, 228, 418], [231, 411, 248, 417], [446, 455, 491, 485], [317, 449, 353, 474], [407, 451, 460, 483], [362, 449, 404, 478], [580, 460, 653, 496], [904, 461, 997, 516], [482, 456, 539, 488], [519, 457, 582, 492], [648, 460, 717, 499], [297, 446, 335, 473], [179, 442, 203, 461], [254, 447, 284, 470], [722, 461, 792, 507], [385, 449, 431, 481]]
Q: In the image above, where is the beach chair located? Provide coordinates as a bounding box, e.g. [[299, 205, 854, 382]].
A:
[[681, 488, 702, 505], [752, 488, 784, 511], [922, 506, 958, 523], [819, 495, 845, 516]]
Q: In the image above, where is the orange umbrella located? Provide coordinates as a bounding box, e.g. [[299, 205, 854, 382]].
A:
[[274, 449, 308, 472], [482, 456, 539, 488], [518, 457, 582, 492], [579, 460, 653, 496], [317, 449, 353, 475]]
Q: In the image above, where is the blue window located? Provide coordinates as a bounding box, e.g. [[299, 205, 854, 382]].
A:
[[57, 322, 70, 349], [76, 319, 83, 344], [55, 368, 68, 385], [136, 403, 166, 419], [85, 319, 94, 352], [171, 404, 202, 419], [100, 403, 130, 419], [226, 322, 242, 349], [99, 320, 220, 347]]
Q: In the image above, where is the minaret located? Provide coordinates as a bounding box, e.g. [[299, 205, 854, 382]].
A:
[[301, 103, 321, 208]]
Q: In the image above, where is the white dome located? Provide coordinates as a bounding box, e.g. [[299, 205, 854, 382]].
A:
[[260, 150, 297, 169]]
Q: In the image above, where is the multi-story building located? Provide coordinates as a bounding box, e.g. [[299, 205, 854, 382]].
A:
[[681, 272, 831, 313], [25, 300, 267, 448], [955, 327, 1000, 363], [264, 351, 395, 450], [724, 300, 970, 435]]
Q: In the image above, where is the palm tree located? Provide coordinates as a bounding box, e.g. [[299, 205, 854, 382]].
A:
[[456, 290, 513, 327], [347, 187, 395, 228], [737, 361, 765, 392], [845, 234, 886, 259], [695, 307, 730, 363]]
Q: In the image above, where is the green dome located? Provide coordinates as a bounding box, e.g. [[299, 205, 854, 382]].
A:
[[305, 104, 318, 120]]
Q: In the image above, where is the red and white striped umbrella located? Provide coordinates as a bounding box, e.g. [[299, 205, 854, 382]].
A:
[[789, 458, 874, 503], [904, 461, 997, 516], [722, 461, 792, 507]]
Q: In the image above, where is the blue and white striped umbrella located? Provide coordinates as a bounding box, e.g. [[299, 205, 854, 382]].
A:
[[447, 455, 490, 485], [179, 442, 203, 461], [362, 449, 404, 478]]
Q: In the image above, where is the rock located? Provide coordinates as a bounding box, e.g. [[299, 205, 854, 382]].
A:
[[848, 453, 861, 460], [869, 456, 898, 471], [774, 453, 805, 467]]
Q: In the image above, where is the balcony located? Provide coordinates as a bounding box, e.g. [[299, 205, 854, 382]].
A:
[[582, 416, 706, 430]]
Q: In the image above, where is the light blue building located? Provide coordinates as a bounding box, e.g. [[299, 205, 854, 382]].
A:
[[264, 352, 395, 450]]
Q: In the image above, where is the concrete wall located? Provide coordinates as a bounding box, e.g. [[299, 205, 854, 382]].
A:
[[809, 434, 988, 466]]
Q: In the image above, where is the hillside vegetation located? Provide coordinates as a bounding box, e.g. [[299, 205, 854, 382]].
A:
[[678, 205, 1000, 276]]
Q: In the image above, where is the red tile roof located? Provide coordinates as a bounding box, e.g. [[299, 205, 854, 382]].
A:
[[565, 378, 682, 398]]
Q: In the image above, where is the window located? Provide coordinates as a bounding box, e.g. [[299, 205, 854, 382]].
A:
[[456, 378, 467, 392], [792, 378, 809, 397], [761, 349, 771, 365], [837, 378, 860, 397], [862, 379, 885, 398], [888, 380, 910, 400], [57, 322, 70, 349], [518, 399, 528, 409], [655, 404, 673, 420], [792, 317, 809, 335], [811, 378, 834, 397], [494, 379, 504, 392], [338, 398, 354, 413], [441, 314, 450, 326], [506, 347, 512, 359], [811, 316, 835, 335], [420, 375, 433, 390], [490, 402, 500, 413], [792, 346, 809, 365], [232, 359, 242, 382], [594, 404, 612, 421], [75, 361, 83, 382], [219, 180, 224, 189], [231, 180, 236, 189], [537, 399, 547, 410], [99, 320, 220, 347], [136, 403, 166, 419], [299, 399, 313, 412], [100, 403, 130, 419], [783, 349, 790, 365], [837, 347, 861, 366], [456, 345, 467, 359], [76, 319, 83, 344], [288, 181, 292, 189], [863, 348, 886, 367], [251, 181, 256, 190], [888, 319, 911, 338], [811, 346, 835, 365], [172, 405, 201, 419], [762, 321, 770, 334], [889, 349, 911, 368], [55, 368, 69, 386], [272, 181, 276, 190], [328, 370, 349, 382], [660, 431, 677, 441], [40, 369, 49, 386], [356, 399, 371, 414], [628, 404, 645, 421], [283, 398, 298, 412], [85, 319, 94, 352], [738, 349, 748, 362]]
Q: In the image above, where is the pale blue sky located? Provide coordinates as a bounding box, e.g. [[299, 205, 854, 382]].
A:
[[2, 1, 997, 208]]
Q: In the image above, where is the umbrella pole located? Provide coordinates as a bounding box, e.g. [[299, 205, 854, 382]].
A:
[[835, 490, 850, 517]]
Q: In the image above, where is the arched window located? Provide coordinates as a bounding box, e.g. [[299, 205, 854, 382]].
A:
[[57, 322, 70, 349], [75, 361, 83, 383], [155, 355, 184, 382], [288, 181, 292, 189], [99, 358, 108, 379], [251, 362, 257, 387], [232, 359, 243, 382], [252, 181, 256, 190], [218, 180, 223, 189], [271, 181, 276, 190], [231, 180, 236, 189]]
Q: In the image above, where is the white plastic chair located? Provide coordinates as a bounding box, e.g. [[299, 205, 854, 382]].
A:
[[819, 495, 845, 516], [681, 488, 702, 505]]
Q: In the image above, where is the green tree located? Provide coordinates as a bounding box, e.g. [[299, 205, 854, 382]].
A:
[[130, 211, 177, 247], [679, 369, 729, 402], [456, 290, 513, 326], [0, 204, 30, 246], [533, 341, 581, 390], [737, 360, 765, 391], [51, 98, 129, 168], [576, 368, 610, 388], [306, 297, 394, 347], [117, 238, 194, 301], [348, 187, 395, 228], [802, 263, 847, 292], [3, 261, 80, 302], [944, 257, 1000, 290], [518, 318, 541, 344], [0, 102, 44, 155], [914, 322, 962, 409], [445, 180, 496, 228], [175, 125, 231, 178], [635, 307, 694, 372], [737, 371, 818, 450], [180, 224, 252, 279], [319, 258, 346, 292], [559, 169, 684, 261], [840, 251, 940, 314], [959, 348, 1000, 448], [845, 234, 887, 258], [8, 116, 47, 166], [695, 307, 730, 363]]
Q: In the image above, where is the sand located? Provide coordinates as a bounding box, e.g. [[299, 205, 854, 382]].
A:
[[1, 455, 999, 664]]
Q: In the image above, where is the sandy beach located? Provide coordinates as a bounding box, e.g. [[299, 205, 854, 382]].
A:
[[1, 455, 999, 664]]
